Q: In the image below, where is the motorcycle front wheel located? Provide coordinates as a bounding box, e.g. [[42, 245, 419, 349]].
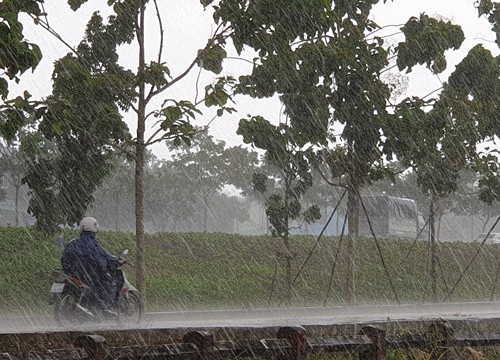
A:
[[117, 291, 143, 324], [54, 293, 78, 326]]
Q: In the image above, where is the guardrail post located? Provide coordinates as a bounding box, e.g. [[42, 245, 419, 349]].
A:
[[359, 325, 387, 360], [276, 326, 307, 360], [183, 331, 215, 360], [74, 334, 108, 360], [426, 319, 454, 360]]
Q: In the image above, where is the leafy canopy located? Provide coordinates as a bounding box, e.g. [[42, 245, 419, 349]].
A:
[[0, 0, 43, 98]]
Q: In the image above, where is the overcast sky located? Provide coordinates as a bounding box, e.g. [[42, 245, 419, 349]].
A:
[[12, 1, 498, 159]]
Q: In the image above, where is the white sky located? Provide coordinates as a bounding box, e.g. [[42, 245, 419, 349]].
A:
[[10, 0, 498, 159]]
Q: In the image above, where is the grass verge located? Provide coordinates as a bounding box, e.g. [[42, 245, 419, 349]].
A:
[[0, 227, 498, 315]]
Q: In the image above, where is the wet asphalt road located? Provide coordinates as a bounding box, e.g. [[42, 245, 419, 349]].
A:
[[1, 302, 500, 334]]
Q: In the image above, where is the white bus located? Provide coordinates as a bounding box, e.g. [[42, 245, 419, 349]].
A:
[[358, 195, 419, 239]]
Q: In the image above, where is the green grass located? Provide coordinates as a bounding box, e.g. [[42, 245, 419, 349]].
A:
[[1, 227, 500, 315]]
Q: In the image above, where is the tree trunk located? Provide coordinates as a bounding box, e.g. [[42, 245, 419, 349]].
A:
[[135, 2, 146, 301], [284, 232, 292, 306], [283, 175, 292, 306], [429, 196, 437, 302], [135, 141, 145, 297], [346, 182, 359, 306], [203, 201, 208, 232], [471, 215, 474, 240], [14, 183, 20, 226], [437, 212, 443, 242], [481, 216, 491, 232], [114, 191, 119, 231]]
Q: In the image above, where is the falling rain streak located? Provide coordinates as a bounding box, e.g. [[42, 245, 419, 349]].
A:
[[0, 3, 500, 358]]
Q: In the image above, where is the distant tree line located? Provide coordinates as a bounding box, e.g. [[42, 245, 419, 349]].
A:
[[0, 136, 498, 239]]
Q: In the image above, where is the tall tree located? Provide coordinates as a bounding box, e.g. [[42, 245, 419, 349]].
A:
[[20, 38, 131, 232], [168, 130, 259, 231], [90, 148, 255, 233], [238, 117, 321, 305], [12, 1, 236, 296], [68, 1, 235, 298], [385, 42, 500, 301], [206, 0, 465, 304]]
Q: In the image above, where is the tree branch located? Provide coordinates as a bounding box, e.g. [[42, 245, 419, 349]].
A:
[[145, 96, 206, 146], [312, 161, 345, 188], [29, 15, 83, 65], [146, 126, 205, 147], [146, 0, 165, 102], [146, 25, 232, 102], [365, 23, 406, 37]]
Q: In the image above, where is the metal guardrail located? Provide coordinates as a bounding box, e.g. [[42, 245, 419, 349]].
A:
[[3, 320, 500, 359]]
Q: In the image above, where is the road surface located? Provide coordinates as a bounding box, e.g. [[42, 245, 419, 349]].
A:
[[1, 302, 500, 333]]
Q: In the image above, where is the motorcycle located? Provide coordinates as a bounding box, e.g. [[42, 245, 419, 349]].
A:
[[50, 249, 143, 325]]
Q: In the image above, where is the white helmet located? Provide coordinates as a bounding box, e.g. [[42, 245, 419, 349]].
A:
[[80, 217, 99, 232]]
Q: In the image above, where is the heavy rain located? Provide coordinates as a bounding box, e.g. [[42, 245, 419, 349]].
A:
[[1, 0, 500, 358]]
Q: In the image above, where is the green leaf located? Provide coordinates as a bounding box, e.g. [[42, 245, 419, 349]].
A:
[[0, 78, 8, 99], [29, 43, 42, 69], [205, 89, 229, 107], [303, 205, 321, 224], [178, 100, 202, 114], [197, 44, 227, 74], [431, 54, 446, 73], [478, 0, 493, 16], [0, 108, 25, 141], [396, 14, 465, 74], [67, 0, 88, 11], [0, 0, 41, 15], [142, 62, 170, 87], [162, 106, 182, 125], [200, 0, 215, 8]]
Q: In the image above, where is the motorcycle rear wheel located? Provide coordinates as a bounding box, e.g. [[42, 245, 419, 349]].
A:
[[117, 291, 143, 324], [54, 293, 78, 326]]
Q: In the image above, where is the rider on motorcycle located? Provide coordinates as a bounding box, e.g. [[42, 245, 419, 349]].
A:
[[61, 217, 121, 316]]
